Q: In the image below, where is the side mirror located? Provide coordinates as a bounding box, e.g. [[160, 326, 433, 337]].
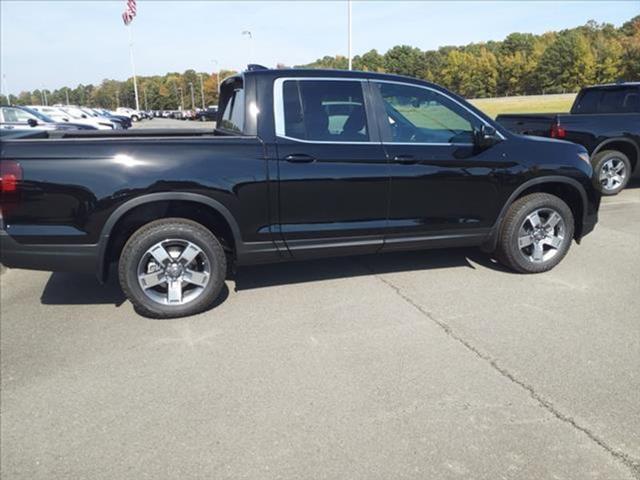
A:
[[27, 118, 38, 127], [81, 114, 87, 118], [474, 124, 501, 149]]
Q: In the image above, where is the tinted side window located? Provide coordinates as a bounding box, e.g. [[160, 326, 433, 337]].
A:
[[374, 82, 476, 143], [599, 89, 627, 114], [574, 90, 601, 114], [281, 80, 369, 142], [599, 88, 639, 113], [1, 107, 34, 123], [220, 88, 244, 133]]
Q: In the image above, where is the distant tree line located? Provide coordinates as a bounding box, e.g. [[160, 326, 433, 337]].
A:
[[1, 68, 237, 110], [300, 16, 640, 98], [1, 16, 638, 108]]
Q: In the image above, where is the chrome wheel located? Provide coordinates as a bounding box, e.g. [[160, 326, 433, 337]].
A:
[[599, 158, 626, 193], [137, 239, 210, 306], [517, 208, 566, 264]]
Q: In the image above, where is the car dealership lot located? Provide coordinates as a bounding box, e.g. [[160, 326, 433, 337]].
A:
[[1, 143, 639, 479], [131, 117, 216, 130]]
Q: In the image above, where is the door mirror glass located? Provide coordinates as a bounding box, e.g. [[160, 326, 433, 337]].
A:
[[474, 124, 501, 149]]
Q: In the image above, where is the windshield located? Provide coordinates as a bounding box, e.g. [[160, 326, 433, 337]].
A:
[[60, 107, 86, 119], [80, 108, 98, 117], [21, 107, 55, 123]]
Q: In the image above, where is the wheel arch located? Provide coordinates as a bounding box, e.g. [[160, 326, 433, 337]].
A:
[[483, 176, 589, 252], [592, 137, 639, 172], [96, 192, 242, 282]]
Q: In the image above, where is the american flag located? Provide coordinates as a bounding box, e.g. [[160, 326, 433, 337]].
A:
[[122, 0, 137, 25]]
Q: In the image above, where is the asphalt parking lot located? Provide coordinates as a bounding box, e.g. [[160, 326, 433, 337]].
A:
[[1, 125, 639, 478]]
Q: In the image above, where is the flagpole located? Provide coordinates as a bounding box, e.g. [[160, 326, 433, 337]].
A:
[[347, 0, 352, 70], [128, 23, 141, 111]]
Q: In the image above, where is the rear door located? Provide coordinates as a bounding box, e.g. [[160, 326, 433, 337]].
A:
[[274, 78, 389, 258]]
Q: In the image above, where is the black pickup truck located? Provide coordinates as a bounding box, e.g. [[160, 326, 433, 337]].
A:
[[1, 67, 600, 318], [496, 83, 640, 196]]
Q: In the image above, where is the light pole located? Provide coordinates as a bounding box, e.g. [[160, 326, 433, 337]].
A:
[[65, 88, 70, 106], [242, 30, 253, 66], [189, 82, 195, 111], [1, 74, 9, 104], [178, 87, 185, 111], [199, 74, 205, 109], [347, 0, 352, 70], [212, 59, 221, 103]]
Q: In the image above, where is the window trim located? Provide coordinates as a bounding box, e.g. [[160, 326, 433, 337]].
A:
[[274, 77, 504, 146], [371, 79, 505, 145], [273, 77, 379, 145]]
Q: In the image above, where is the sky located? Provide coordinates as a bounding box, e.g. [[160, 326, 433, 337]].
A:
[[1, 0, 638, 95]]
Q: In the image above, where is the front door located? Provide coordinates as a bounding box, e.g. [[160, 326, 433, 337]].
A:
[[275, 78, 389, 258], [369, 80, 513, 251]]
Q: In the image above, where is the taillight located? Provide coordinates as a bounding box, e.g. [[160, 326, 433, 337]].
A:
[[550, 123, 566, 139], [0, 160, 22, 194]]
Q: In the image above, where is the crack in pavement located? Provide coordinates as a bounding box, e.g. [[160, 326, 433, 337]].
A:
[[358, 260, 640, 479]]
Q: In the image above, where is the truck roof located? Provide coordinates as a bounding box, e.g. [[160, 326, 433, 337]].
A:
[[239, 67, 446, 90], [581, 82, 640, 89]]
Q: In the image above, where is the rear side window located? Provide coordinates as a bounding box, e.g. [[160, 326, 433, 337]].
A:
[[279, 80, 369, 142], [575, 87, 640, 114], [599, 89, 628, 113], [220, 88, 244, 133], [573, 90, 601, 114], [600, 88, 639, 113]]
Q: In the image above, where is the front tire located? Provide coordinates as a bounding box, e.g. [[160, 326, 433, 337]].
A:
[[593, 150, 631, 196], [119, 218, 227, 318], [496, 193, 574, 273]]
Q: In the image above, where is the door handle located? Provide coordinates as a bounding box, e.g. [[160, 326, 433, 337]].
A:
[[393, 155, 417, 165], [284, 154, 316, 163]]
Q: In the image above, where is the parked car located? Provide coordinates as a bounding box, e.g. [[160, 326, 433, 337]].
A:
[[92, 109, 132, 129], [195, 106, 218, 121], [28, 105, 73, 123], [116, 107, 143, 122], [1, 105, 97, 132], [496, 82, 640, 195], [0, 67, 600, 318], [53, 106, 116, 130]]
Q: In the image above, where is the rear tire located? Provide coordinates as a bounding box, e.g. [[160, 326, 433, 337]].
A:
[[496, 193, 574, 273], [592, 150, 631, 196], [119, 218, 227, 318]]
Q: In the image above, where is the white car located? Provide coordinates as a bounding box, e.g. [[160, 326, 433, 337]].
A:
[[56, 106, 116, 130], [1, 106, 58, 133], [28, 105, 73, 123], [116, 107, 142, 122]]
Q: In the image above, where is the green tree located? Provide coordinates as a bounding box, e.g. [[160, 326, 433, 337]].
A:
[[620, 16, 640, 80], [536, 31, 596, 93], [383, 45, 423, 77], [353, 49, 385, 72]]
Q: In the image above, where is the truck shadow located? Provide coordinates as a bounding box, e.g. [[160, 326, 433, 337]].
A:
[[625, 178, 640, 190], [39, 247, 507, 308], [234, 248, 508, 291]]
